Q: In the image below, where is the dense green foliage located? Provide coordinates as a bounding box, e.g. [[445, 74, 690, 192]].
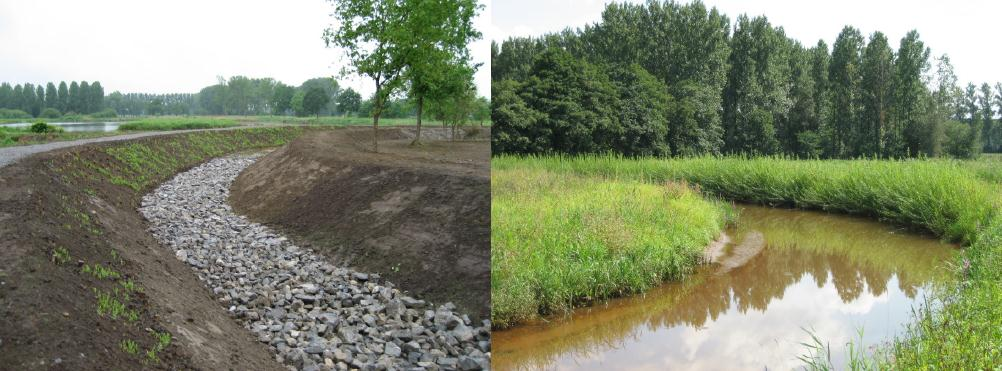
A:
[[301, 87, 331, 117], [494, 155, 1002, 368], [324, 0, 484, 148], [491, 1, 1002, 158], [30, 122, 63, 134], [491, 165, 732, 328], [0, 80, 104, 117]]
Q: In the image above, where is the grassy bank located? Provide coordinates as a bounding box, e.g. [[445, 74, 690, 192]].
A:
[[118, 117, 239, 131], [1, 126, 307, 369], [491, 167, 732, 328], [493, 155, 1002, 368]]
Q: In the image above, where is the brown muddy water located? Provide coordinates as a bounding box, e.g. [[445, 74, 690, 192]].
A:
[[493, 205, 958, 370]]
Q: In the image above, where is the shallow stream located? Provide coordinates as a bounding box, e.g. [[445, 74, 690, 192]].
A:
[[493, 205, 957, 370]]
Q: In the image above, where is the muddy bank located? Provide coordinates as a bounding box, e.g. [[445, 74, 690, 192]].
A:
[[230, 127, 490, 320], [0, 128, 302, 370]]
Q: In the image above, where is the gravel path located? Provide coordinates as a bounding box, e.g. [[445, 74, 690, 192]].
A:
[[0, 126, 258, 169], [140, 154, 490, 371]]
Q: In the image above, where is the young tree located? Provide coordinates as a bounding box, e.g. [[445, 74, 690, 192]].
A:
[[399, 0, 482, 144], [324, 0, 409, 152], [472, 96, 489, 126], [302, 87, 331, 118]]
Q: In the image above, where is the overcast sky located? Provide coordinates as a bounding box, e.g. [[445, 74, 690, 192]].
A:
[[491, 0, 1001, 86], [0, 0, 491, 98]]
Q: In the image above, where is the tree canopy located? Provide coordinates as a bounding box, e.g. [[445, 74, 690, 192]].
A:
[[492, 0, 1001, 159]]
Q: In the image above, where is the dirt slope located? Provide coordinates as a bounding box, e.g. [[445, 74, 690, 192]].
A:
[[0, 129, 301, 370], [229, 127, 491, 320]]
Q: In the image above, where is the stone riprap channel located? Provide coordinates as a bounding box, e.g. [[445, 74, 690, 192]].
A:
[[140, 153, 491, 371]]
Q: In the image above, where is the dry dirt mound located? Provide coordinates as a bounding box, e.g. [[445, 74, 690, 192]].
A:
[[229, 127, 490, 320]]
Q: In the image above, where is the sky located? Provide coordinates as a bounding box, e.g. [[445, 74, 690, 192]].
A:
[[0, 0, 492, 98], [491, 0, 1002, 86]]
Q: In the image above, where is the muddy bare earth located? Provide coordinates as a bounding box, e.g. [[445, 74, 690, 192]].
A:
[[229, 127, 490, 320], [0, 130, 300, 370]]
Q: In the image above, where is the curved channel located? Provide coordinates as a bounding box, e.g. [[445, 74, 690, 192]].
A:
[[493, 205, 957, 370]]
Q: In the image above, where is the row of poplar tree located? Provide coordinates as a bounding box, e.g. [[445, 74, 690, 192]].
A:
[[0, 81, 106, 118], [492, 1, 1002, 158]]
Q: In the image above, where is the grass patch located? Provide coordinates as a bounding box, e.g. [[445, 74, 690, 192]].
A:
[[494, 154, 1002, 368], [50, 247, 71, 265], [94, 287, 138, 321], [117, 117, 239, 131], [120, 339, 139, 355], [491, 166, 732, 328], [82, 263, 120, 280]]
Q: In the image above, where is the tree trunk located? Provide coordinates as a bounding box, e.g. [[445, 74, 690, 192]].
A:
[[372, 86, 382, 153], [412, 95, 423, 146]]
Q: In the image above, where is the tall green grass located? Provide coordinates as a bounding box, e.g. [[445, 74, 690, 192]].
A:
[[493, 154, 1002, 368], [491, 167, 732, 328], [117, 117, 238, 131]]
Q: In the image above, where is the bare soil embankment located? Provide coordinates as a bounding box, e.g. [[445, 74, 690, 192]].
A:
[[0, 128, 302, 370], [230, 127, 491, 320]]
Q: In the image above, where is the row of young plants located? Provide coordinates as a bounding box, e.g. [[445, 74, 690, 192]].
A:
[[492, 154, 1002, 368]]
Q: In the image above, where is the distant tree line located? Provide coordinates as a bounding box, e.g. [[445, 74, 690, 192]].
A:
[[105, 75, 489, 121], [0, 75, 490, 124], [0, 81, 106, 118], [492, 1, 1002, 158]]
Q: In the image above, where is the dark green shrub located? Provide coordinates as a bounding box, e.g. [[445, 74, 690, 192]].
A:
[[30, 121, 62, 133]]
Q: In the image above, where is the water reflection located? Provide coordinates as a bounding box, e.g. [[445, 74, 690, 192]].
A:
[[493, 205, 957, 371], [0, 122, 120, 132]]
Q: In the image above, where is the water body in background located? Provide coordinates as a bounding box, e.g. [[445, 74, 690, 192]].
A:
[[1, 122, 121, 132]]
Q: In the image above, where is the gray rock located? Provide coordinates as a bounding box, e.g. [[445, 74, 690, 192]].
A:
[[266, 307, 287, 320], [384, 342, 402, 357], [457, 356, 482, 371], [138, 154, 490, 370]]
